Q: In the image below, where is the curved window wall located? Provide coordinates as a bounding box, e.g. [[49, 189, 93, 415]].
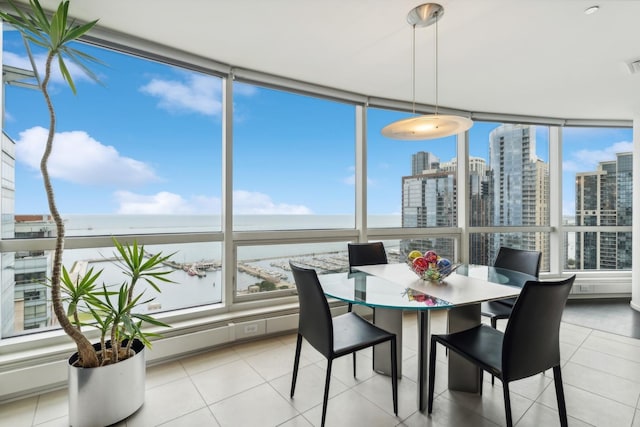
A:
[[0, 26, 634, 343]]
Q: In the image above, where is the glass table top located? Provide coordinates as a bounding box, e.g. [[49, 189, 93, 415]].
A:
[[319, 264, 536, 311]]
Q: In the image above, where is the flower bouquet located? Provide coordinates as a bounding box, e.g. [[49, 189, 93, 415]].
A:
[[407, 250, 458, 283]]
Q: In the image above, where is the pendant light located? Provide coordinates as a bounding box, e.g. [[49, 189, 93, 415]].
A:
[[381, 3, 472, 140]]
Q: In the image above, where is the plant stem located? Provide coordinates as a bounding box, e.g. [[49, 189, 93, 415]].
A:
[[41, 51, 99, 368]]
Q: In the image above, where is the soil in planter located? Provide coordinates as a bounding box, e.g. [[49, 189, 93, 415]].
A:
[[70, 340, 142, 368]]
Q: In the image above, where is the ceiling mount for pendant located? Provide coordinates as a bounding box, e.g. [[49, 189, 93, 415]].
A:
[[407, 3, 443, 27], [381, 3, 472, 141]]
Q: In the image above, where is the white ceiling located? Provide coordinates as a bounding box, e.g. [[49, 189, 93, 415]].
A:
[[19, 0, 640, 121]]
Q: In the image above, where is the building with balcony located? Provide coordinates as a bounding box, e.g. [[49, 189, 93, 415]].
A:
[[576, 152, 633, 270]]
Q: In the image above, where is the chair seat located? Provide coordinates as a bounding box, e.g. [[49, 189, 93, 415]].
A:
[[432, 324, 503, 377], [481, 299, 516, 320], [332, 312, 395, 357]]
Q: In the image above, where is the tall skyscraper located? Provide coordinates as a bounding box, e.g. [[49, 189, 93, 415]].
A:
[[401, 153, 489, 261], [0, 133, 53, 337], [400, 124, 550, 267], [411, 151, 440, 175], [402, 152, 455, 259], [575, 152, 632, 269], [487, 124, 549, 270], [0, 133, 16, 337]]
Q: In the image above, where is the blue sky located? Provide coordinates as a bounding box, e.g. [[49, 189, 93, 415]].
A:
[[3, 30, 633, 217]]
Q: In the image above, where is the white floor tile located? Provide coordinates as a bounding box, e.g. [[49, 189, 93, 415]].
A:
[[209, 383, 299, 427], [190, 359, 265, 405], [156, 407, 219, 427], [269, 363, 350, 413], [302, 388, 399, 427], [125, 377, 208, 427], [6, 317, 640, 427], [570, 347, 640, 383], [0, 397, 37, 427], [538, 382, 635, 427], [32, 389, 67, 426], [561, 361, 640, 407]]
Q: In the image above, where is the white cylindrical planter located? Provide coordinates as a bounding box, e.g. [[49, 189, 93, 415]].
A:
[[68, 339, 146, 427]]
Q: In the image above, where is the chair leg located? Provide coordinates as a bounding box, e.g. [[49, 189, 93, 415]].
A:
[[390, 336, 398, 415], [321, 359, 333, 427], [491, 316, 497, 385], [428, 338, 437, 414], [352, 352, 357, 377], [502, 381, 513, 427], [553, 366, 569, 427], [348, 303, 357, 376], [290, 334, 303, 397]]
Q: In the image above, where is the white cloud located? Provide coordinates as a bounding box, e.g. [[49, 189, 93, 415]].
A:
[[15, 126, 159, 186], [3, 51, 95, 86], [139, 74, 222, 116], [343, 165, 376, 186], [114, 189, 312, 215], [563, 141, 633, 173], [234, 190, 312, 214], [115, 191, 215, 214], [4, 110, 14, 123], [342, 173, 375, 186], [234, 82, 258, 97], [343, 174, 355, 185]]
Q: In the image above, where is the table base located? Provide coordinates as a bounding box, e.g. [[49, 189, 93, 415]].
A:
[[372, 308, 403, 377]]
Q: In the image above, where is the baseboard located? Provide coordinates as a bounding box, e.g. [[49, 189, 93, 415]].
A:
[[0, 303, 349, 403]]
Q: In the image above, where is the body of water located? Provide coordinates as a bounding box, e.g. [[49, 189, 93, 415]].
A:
[[57, 214, 401, 313]]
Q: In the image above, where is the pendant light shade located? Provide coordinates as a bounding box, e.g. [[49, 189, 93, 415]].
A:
[[382, 3, 472, 140], [381, 114, 473, 140]]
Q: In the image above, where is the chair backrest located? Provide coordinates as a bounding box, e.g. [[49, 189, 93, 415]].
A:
[[493, 246, 541, 278], [501, 275, 575, 382], [348, 242, 388, 273], [290, 262, 334, 359]]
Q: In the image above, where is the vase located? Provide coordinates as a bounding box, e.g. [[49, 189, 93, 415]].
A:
[[68, 339, 146, 427]]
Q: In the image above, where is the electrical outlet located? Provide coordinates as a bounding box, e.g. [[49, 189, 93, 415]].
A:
[[244, 324, 258, 334], [578, 284, 592, 293], [235, 320, 265, 339]]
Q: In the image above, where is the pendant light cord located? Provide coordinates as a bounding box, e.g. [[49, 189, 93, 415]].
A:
[[412, 24, 416, 115], [434, 10, 439, 116]]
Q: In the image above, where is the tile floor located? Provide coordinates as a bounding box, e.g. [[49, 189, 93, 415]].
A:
[[3, 310, 640, 427]]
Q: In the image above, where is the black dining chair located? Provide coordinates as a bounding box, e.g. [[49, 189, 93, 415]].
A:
[[346, 242, 388, 311], [481, 247, 542, 385], [428, 275, 575, 427], [289, 262, 398, 427], [348, 242, 388, 273], [481, 246, 542, 329], [346, 242, 390, 374]]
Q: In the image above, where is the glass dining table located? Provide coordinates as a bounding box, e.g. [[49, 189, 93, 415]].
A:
[[318, 263, 536, 411]]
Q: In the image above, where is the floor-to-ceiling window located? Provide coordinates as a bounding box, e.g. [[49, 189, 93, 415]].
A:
[[2, 29, 223, 338], [563, 126, 633, 273], [231, 83, 356, 300], [467, 122, 551, 270]]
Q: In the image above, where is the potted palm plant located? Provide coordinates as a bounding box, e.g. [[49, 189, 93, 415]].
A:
[[63, 238, 175, 426], [1, 1, 176, 425]]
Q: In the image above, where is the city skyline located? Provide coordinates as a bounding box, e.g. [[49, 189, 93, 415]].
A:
[[2, 30, 633, 217]]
